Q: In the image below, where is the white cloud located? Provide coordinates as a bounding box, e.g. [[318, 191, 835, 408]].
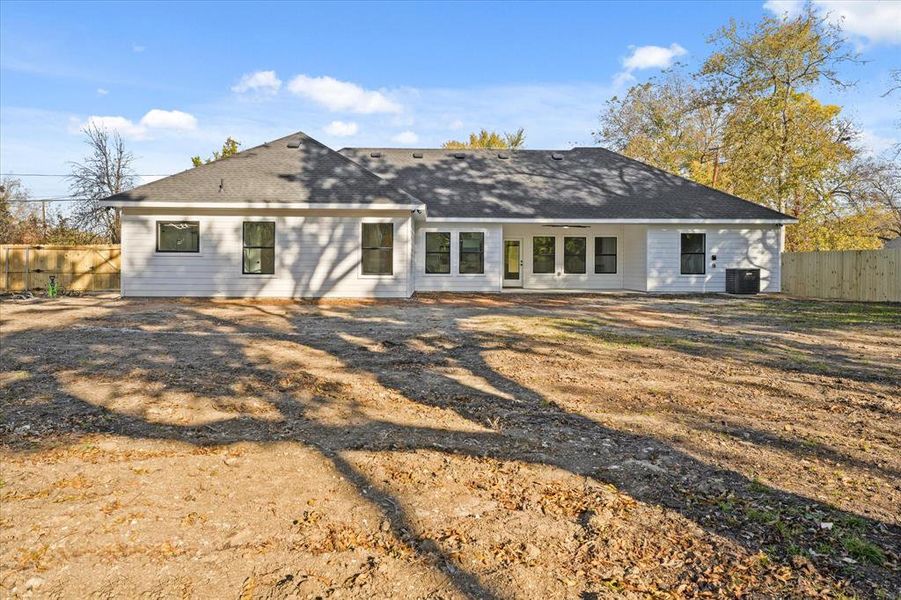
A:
[[622, 43, 687, 71], [96, 88, 108, 96], [139, 109, 197, 131], [132, 44, 145, 53], [232, 70, 282, 94], [77, 109, 198, 140], [613, 43, 687, 87], [391, 130, 419, 145], [763, 0, 803, 17], [81, 115, 146, 138], [858, 129, 898, 156], [287, 74, 402, 113], [323, 120, 359, 136], [764, 1, 901, 45], [448, 119, 464, 130]]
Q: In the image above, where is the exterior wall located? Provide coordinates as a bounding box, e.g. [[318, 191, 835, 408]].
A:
[[646, 225, 782, 293], [501, 224, 633, 290], [622, 225, 648, 291], [120, 209, 413, 298], [412, 223, 503, 292]]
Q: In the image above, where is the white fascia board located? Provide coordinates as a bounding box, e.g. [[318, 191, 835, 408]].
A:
[[102, 200, 423, 210], [424, 217, 797, 224]]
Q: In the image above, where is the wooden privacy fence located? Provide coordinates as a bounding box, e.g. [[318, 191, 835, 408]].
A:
[[1, 245, 121, 292], [781, 249, 900, 302]]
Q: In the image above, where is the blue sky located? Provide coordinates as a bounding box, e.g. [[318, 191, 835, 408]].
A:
[[1, 0, 898, 200]]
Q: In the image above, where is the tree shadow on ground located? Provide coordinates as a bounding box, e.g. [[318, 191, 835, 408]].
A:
[[1, 296, 898, 597]]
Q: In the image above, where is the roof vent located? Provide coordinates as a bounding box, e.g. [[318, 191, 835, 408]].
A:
[[551, 152, 564, 160], [454, 152, 466, 159], [412, 152, 423, 159], [286, 140, 301, 148], [370, 151, 382, 158], [497, 152, 509, 159]]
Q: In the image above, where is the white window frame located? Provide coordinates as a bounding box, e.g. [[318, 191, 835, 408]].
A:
[[457, 229, 488, 277], [421, 228, 452, 277], [154, 220, 202, 256], [679, 230, 708, 277], [360, 218, 397, 279]]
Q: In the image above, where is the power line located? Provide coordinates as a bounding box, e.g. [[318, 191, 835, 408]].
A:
[[2, 172, 172, 177], [10, 198, 90, 204]]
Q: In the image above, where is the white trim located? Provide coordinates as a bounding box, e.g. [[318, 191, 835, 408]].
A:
[[359, 220, 397, 279], [502, 237, 523, 287], [426, 217, 796, 224], [102, 201, 423, 210], [421, 228, 453, 277]]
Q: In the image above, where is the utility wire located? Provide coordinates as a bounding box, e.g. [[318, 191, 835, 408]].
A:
[[2, 172, 171, 177]]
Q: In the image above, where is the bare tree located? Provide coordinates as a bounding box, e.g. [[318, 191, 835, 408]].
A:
[[68, 124, 136, 242]]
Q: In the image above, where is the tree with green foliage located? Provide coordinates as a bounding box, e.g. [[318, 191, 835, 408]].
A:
[[192, 137, 241, 167], [443, 128, 526, 150], [594, 7, 895, 251]]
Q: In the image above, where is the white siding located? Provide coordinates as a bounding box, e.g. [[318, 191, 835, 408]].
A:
[[622, 225, 647, 291], [646, 226, 782, 293], [413, 224, 503, 292], [501, 224, 628, 290], [120, 209, 413, 298]]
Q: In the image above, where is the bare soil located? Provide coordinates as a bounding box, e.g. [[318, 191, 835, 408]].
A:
[[1, 293, 899, 599]]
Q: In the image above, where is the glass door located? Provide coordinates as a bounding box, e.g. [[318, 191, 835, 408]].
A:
[[504, 239, 522, 287]]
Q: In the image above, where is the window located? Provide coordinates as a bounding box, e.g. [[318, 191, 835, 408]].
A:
[[157, 221, 199, 253], [594, 237, 617, 274], [680, 233, 706, 274], [243, 222, 275, 274], [459, 232, 484, 274], [362, 223, 393, 275], [563, 237, 586, 274], [425, 231, 450, 274], [533, 236, 555, 273]]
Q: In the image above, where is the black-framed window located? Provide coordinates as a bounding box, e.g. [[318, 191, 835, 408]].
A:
[[459, 232, 484, 274], [594, 237, 617, 274], [533, 236, 555, 273], [243, 222, 275, 274], [156, 221, 199, 253], [563, 237, 586, 274], [681, 233, 706, 275], [362, 223, 393, 275], [425, 231, 450, 274]]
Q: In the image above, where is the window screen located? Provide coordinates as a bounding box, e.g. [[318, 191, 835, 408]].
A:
[[157, 221, 199, 253], [533, 236, 555, 274], [680, 233, 706, 275], [459, 232, 484, 274], [594, 237, 617, 274], [362, 223, 394, 275], [243, 222, 275, 274], [563, 237, 586, 274], [425, 232, 450, 274]]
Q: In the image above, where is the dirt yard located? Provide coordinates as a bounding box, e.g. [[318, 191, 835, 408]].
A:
[[1, 293, 898, 598]]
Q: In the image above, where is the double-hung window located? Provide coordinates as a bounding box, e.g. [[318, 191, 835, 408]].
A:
[[243, 222, 275, 274], [362, 223, 394, 275], [157, 221, 199, 253], [459, 232, 484, 274], [563, 237, 586, 274], [594, 237, 617, 274], [425, 232, 451, 274], [533, 236, 555, 273], [680, 233, 706, 275]]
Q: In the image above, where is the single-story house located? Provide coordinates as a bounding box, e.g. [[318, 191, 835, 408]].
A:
[[100, 131, 796, 298]]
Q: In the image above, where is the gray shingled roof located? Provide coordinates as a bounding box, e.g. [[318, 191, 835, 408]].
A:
[[102, 132, 420, 207], [339, 147, 793, 221]]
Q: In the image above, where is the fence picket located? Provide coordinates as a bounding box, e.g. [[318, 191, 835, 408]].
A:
[[0, 244, 121, 292], [782, 249, 900, 302]]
